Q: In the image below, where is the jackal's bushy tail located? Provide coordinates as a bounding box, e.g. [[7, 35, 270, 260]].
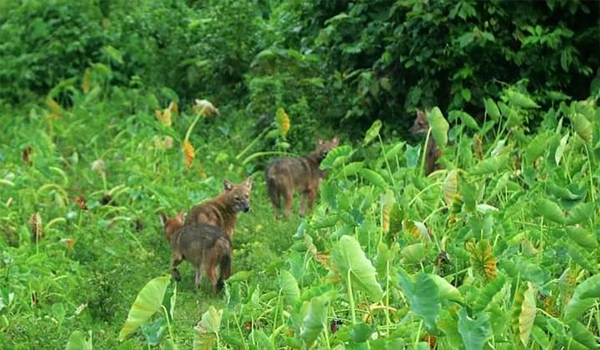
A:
[[216, 240, 232, 292]]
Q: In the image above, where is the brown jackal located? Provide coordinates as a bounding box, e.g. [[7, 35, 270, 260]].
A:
[[410, 109, 442, 175], [265, 137, 339, 219], [185, 178, 253, 238], [160, 212, 232, 292]]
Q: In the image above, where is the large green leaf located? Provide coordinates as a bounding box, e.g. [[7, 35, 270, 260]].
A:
[[400, 243, 427, 264], [568, 319, 599, 349], [398, 269, 440, 330], [458, 309, 492, 350], [119, 276, 171, 341], [450, 110, 480, 130], [427, 107, 449, 147], [359, 168, 389, 190], [332, 235, 383, 301], [565, 226, 599, 249], [351, 322, 373, 342], [280, 270, 300, 307], [525, 132, 549, 163], [564, 274, 600, 321], [429, 275, 463, 303], [519, 282, 536, 346], [484, 98, 500, 120], [566, 202, 594, 225], [300, 296, 327, 348], [65, 330, 92, 350], [535, 198, 566, 224], [320, 145, 354, 169], [571, 113, 592, 144], [470, 154, 509, 176], [507, 90, 539, 109], [473, 275, 507, 313], [567, 243, 598, 273], [363, 119, 382, 145]]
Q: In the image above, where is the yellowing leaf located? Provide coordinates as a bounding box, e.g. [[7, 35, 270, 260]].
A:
[[519, 283, 537, 346], [276, 107, 291, 136], [442, 169, 458, 206], [46, 98, 63, 118], [155, 109, 172, 126], [381, 190, 395, 234], [466, 240, 497, 279], [183, 140, 195, 170]]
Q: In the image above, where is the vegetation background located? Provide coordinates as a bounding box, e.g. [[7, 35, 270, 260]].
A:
[[0, 0, 599, 349]]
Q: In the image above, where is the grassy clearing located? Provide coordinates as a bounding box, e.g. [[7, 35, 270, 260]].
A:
[[0, 101, 305, 349]]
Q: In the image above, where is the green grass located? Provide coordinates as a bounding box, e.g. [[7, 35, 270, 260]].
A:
[[0, 102, 306, 349]]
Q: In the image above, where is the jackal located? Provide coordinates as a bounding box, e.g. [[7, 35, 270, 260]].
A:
[[160, 212, 232, 292], [265, 137, 339, 219], [185, 178, 253, 238], [410, 109, 442, 175]]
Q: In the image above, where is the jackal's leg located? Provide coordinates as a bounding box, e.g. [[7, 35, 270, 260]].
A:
[[268, 180, 282, 220], [299, 192, 308, 217], [172, 252, 183, 282], [283, 190, 294, 219], [194, 264, 202, 286], [307, 188, 317, 213]]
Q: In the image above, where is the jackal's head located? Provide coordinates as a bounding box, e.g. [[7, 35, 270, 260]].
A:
[[409, 109, 429, 136], [160, 211, 185, 242], [314, 137, 339, 162], [223, 177, 253, 213]]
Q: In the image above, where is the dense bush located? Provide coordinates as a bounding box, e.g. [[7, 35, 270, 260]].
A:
[[0, 1, 105, 102], [254, 0, 599, 135], [0, 0, 598, 135]]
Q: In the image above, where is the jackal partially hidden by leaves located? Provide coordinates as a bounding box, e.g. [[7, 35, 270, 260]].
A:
[[160, 212, 232, 292], [410, 109, 442, 175], [185, 178, 253, 238], [265, 137, 339, 219]]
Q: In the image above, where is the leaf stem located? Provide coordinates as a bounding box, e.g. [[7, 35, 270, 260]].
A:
[[347, 269, 356, 324]]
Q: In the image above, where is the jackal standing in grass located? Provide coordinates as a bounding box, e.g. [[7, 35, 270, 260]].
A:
[[160, 212, 232, 292], [185, 178, 253, 238], [265, 137, 339, 220], [410, 109, 442, 176]]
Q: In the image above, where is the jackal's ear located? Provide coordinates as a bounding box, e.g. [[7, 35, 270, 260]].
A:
[[332, 137, 339, 146], [159, 212, 168, 227], [244, 177, 253, 189], [223, 179, 234, 192], [316, 138, 324, 146], [176, 211, 185, 223]]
